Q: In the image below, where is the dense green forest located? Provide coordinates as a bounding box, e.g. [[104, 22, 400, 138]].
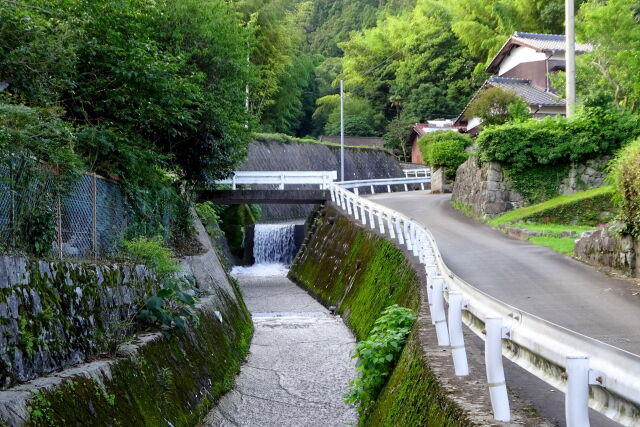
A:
[[2, 0, 640, 225]]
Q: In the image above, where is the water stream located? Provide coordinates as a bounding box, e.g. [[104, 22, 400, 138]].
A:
[[231, 223, 298, 277]]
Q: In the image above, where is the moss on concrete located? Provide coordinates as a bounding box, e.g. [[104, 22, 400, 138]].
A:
[[289, 205, 471, 426], [26, 290, 252, 426]]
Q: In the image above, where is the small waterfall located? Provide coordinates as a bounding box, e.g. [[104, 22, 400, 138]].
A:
[[253, 223, 296, 265]]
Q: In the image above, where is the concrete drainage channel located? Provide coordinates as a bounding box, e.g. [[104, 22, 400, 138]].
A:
[[204, 224, 358, 427]]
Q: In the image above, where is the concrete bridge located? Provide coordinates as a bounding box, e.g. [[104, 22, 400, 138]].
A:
[[204, 170, 431, 204]]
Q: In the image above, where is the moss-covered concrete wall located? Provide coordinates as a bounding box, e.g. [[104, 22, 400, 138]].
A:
[[0, 256, 157, 389], [288, 206, 472, 425], [0, 215, 253, 426]]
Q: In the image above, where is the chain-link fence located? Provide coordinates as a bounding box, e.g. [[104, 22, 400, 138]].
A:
[[0, 157, 125, 259]]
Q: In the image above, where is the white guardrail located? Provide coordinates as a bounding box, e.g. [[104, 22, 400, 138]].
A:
[[329, 181, 640, 426], [403, 168, 431, 178], [214, 171, 338, 189]]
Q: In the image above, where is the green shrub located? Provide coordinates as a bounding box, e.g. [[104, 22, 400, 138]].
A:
[[477, 106, 640, 172], [464, 87, 528, 126], [418, 131, 472, 177], [609, 138, 640, 236], [123, 236, 197, 332], [195, 201, 224, 238], [477, 106, 640, 203], [345, 304, 416, 416]]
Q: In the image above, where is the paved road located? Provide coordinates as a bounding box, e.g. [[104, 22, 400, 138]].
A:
[[369, 191, 640, 355], [204, 272, 357, 427]]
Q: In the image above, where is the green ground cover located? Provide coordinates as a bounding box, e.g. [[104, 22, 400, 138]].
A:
[[528, 236, 577, 255], [509, 222, 595, 235], [487, 186, 615, 227]]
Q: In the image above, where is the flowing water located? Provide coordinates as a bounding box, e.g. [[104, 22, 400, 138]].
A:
[[231, 223, 298, 277]]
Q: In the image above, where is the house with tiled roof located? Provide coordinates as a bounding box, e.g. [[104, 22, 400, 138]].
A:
[[405, 120, 464, 164], [454, 32, 592, 134]]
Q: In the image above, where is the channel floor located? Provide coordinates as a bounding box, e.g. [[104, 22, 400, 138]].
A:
[[203, 273, 358, 427]]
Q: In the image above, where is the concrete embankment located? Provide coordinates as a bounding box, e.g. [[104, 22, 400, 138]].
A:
[[204, 273, 357, 426], [289, 204, 551, 426], [239, 137, 403, 220], [0, 217, 253, 426]]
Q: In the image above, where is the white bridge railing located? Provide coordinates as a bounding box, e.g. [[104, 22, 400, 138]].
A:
[[337, 176, 431, 194], [214, 171, 338, 190], [330, 181, 640, 426], [403, 167, 431, 178]]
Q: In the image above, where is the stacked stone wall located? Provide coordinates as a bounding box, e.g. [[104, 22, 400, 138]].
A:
[[574, 226, 638, 277], [452, 156, 610, 218]]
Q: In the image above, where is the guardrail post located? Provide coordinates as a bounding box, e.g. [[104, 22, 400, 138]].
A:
[[403, 221, 412, 250], [386, 215, 395, 239], [565, 355, 590, 427], [485, 316, 511, 422], [232, 175, 237, 190], [354, 187, 359, 196], [280, 173, 285, 190], [387, 184, 391, 192], [448, 292, 469, 376], [360, 204, 367, 225], [330, 186, 336, 202], [346, 194, 353, 215], [394, 217, 404, 244], [378, 212, 385, 234], [368, 207, 376, 230], [370, 185, 375, 194], [353, 200, 360, 220], [431, 276, 450, 346], [404, 183, 408, 191], [410, 224, 419, 256], [420, 182, 425, 190]]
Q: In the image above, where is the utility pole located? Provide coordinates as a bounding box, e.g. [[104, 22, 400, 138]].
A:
[[340, 79, 345, 181], [565, 0, 576, 117]]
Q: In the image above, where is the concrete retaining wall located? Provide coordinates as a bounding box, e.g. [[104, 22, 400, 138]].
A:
[[239, 138, 403, 220]]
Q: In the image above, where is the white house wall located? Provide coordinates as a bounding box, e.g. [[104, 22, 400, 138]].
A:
[[498, 46, 547, 76]]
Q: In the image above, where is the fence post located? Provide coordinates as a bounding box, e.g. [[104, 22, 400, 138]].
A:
[[346, 194, 353, 215], [330, 186, 336, 202], [354, 187, 359, 196], [378, 212, 385, 234], [360, 204, 367, 226], [431, 276, 450, 346], [485, 316, 511, 422], [448, 291, 469, 376], [404, 183, 408, 191], [370, 185, 375, 194], [56, 192, 63, 260], [92, 173, 97, 258], [565, 355, 590, 427], [387, 184, 391, 192], [353, 200, 360, 220], [280, 173, 285, 190]]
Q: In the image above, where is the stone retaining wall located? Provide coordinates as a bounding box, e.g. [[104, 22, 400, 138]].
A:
[[574, 226, 638, 277], [0, 215, 253, 425], [452, 156, 610, 218], [451, 157, 525, 218], [0, 257, 156, 389]]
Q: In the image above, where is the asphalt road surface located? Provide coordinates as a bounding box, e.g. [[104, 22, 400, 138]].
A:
[[368, 191, 639, 426], [369, 191, 640, 355]]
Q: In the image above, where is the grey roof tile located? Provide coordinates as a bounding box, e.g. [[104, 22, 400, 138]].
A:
[[512, 32, 592, 53], [487, 76, 565, 107]]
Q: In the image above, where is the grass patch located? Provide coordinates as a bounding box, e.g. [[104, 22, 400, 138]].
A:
[[528, 236, 577, 255], [488, 186, 615, 227], [510, 222, 595, 235], [451, 200, 476, 219]]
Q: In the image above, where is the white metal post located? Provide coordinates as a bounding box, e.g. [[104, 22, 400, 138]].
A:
[[370, 185, 375, 194], [431, 276, 450, 346], [340, 80, 345, 180], [565, 355, 590, 427], [410, 224, 419, 256], [360, 205, 367, 225], [368, 208, 375, 230], [448, 292, 469, 376], [425, 265, 437, 323], [378, 212, 385, 234], [566, 0, 576, 116], [353, 200, 359, 220], [485, 316, 511, 422], [395, 217, 404, 244], [330, 186, 336, 202], [280, 173, 285, 190], [346, 195, 352, 215], [386, 215, 395, 239], [387, 184, 391, 192], [403, 222, 412, 250]]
